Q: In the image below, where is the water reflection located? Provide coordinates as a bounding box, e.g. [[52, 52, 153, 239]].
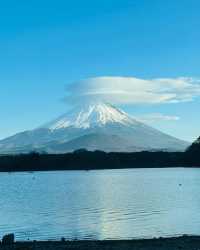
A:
[[0, 168, 200, 240]]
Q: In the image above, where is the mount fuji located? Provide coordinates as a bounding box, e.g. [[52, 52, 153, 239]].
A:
[[0, 103, 189, 154]]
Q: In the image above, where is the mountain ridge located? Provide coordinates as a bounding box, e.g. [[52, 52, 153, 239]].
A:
[[0, 103, 189, 154]]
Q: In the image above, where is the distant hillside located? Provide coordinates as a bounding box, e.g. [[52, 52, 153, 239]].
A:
[[186, 137, 200, 153], [0, 135, 199, 172], [185, 136, 200, 165], [0, 149, 199, 172]]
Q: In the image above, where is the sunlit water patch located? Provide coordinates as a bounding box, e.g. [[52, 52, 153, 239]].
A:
[[0, 168, 200, 240]]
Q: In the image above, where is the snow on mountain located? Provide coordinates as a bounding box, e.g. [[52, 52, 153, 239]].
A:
[[43, 103, 137, 130], [0, 103, 189, 154]]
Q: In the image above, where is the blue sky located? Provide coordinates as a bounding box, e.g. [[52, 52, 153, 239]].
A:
[[0, 0, 200, 142]]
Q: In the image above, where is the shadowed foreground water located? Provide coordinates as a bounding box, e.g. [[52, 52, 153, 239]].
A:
[[0, 168, 200, 240]]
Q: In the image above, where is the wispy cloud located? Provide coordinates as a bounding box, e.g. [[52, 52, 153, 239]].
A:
[[136, 113, 180, 124], [65, 76, 200, 105]]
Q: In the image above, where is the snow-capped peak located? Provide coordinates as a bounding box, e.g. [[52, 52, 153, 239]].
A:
[[43, 103, 138, 130]]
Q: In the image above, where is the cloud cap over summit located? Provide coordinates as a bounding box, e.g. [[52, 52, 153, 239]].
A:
[[64, 76, 200, 106]]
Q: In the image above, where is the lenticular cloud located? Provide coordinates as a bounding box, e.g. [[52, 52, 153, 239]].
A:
[[64, 76, 200, 105]]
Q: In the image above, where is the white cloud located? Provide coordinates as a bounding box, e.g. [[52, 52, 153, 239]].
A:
[[65, 76, 200, 105], [136, 113, 180, 124]]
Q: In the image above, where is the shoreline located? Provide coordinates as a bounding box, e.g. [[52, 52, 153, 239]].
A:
[[1, 235, 200, 250], [0, 166, 197, 174]]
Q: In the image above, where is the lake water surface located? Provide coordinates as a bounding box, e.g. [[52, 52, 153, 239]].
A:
[[0, 168, 200, 240]]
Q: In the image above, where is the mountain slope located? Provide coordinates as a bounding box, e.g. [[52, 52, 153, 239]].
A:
[[0, 103, 189, 154], [39, 133, 146, 153]]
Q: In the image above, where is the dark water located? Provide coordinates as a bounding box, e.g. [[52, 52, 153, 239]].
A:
[[0, 168, 200, 240]]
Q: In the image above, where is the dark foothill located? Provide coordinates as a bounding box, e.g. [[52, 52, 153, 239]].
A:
[[61, 237, 66, 242], [1, 233, 15, 245]]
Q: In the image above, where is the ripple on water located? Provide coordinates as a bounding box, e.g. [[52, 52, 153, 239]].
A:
[[0, 168, 200, 240]]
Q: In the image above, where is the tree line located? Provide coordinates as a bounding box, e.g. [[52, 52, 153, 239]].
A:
[[0, 145, 199, 172]]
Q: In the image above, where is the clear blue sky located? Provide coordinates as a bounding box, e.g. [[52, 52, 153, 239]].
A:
[[0, 0, 199, 142]]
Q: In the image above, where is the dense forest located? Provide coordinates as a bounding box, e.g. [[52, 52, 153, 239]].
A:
[[0, 143, 199, 172]]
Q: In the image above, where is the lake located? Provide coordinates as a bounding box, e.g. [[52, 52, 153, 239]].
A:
[[0, 168, 200, 240]]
